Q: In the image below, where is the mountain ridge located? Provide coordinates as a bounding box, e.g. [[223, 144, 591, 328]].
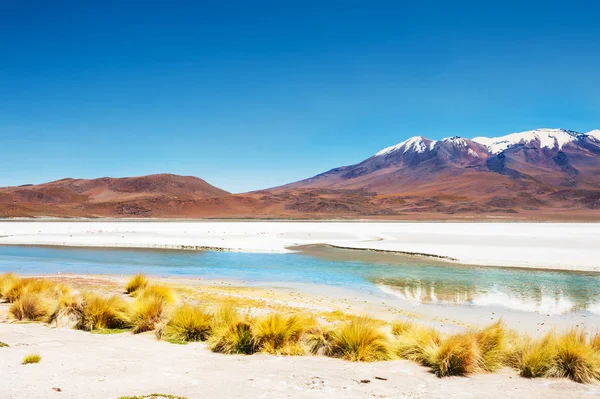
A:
[[0, 128, 599, 220]]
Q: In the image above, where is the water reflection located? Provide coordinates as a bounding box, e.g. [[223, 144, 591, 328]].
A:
[[373, 277, 598, 315]]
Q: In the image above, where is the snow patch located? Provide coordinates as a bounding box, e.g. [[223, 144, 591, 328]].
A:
[[375, 136, 437, 156], [586, 130, 600, 141], [473, 128, 581, 154]]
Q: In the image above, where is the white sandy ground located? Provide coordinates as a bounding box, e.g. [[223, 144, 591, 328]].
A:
[[0, 221, 599, 272], [1, 323, 598, 399]]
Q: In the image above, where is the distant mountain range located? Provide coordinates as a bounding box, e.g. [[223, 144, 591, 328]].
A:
[[2, 128, 599, 220]]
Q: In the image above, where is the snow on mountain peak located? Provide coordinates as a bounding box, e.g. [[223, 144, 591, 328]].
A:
[[375, 136, 436, 156], [587, 130, 600, 141], [472, 128, 581, 154], [442, 136, 468, 146]]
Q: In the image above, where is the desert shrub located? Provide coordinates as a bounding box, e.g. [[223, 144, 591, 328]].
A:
[[549, 329, 600, 383], [329, 316, 392, 362], [79, 293, 131, 331], [9, 293, 56, 322], [0, 341, 9, 347], [253, 313, 313, 355], [208, 304, 256, 355], [160, 304, 212, 343], [520, 332, 558, 378], [429, 332, 481, 377], [126, 274, 149, 295], [22, 353, 41, 364]]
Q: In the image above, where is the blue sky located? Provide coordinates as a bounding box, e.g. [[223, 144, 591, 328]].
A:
[[1, 1, 599, 193]]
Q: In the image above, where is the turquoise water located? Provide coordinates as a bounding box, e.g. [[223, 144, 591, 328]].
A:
[[1, 245, 599, 314]]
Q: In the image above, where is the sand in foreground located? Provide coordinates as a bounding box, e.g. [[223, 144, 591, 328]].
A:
[[0, 323, 596, 399], [0, 221, 599, 271]]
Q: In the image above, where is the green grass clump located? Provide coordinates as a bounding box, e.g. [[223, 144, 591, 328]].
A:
[[428, 332, 481, 377], [79, 293, 131, 331], [330, 316, 392, 362], [0, 341, 8, 347], [160, 304, 212, 343], [125, 274, 149, 295], [253, 313, 313, 355], [9, 293, 56, 322], [208, 304, 256, 355], [22, 353, 41, 365]]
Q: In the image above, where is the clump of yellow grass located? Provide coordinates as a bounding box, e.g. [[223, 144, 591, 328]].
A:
[[159, 303, 213, 343], [548, 329, 600, 383], [329, 316, 392, 362], [9, 292, 56, 322], [395, 323, 441, 366], [253, 313, 314, 355], [208, 304, 257, 355], [79, 293, 131, 331], [125, 274, 149, 295], [428, 332, 481, 377]]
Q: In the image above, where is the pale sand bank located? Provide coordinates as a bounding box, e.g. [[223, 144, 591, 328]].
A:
[[0, 221, 599, 271], [0, 323, 597, 399]]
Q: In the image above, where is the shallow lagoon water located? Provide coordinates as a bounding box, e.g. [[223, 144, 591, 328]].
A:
[[1, 245, 599, 315]]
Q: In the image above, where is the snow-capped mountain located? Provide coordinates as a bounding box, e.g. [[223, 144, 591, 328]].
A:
[[472, 128, 583, 154], [373, 128, 596, 158], [587, 130, 600, 141], [284, 128, 600, 201]]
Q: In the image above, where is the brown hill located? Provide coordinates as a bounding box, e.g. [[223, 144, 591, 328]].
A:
[[0, 174, 229, 218]]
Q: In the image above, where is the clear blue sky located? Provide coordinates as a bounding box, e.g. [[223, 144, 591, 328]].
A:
[[1, 1, 599, 193]]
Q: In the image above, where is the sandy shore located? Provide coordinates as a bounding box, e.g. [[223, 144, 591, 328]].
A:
[[0, 322, 596, 399], [0, 220, 599, 271]]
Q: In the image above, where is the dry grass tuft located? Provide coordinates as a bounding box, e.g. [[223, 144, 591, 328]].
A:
[[0, 273, 20, 300], [22, 353, 41, 365], [391, 320, 414, 337], [303, 326, 334, 356], [208, 304, 256, 355], [79, 293, 131, 331], [131, 295, 168, 334], [549, 329, 600, 383], [160, 304, 212, 343], [330, 316, 392, 362], [9, 293, 56, 322], [126, 274, 149, 295], [429, 332, 481, 377], [590, 332, 600, 351], [395, 324, 441, 366], [475, 320, 510, 372], [136, 285, 176, 304], [253, 313, 314, 355], [520, 332, 558, 378]]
